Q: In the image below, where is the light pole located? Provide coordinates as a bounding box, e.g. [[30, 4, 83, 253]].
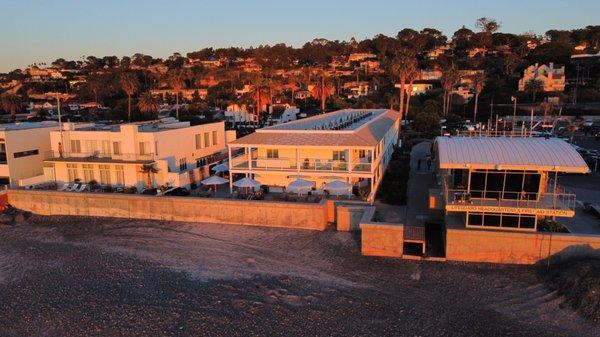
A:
[[511, 96, 517, 136]]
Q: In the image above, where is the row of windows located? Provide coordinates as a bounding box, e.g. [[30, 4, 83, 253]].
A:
[[66, 163, 124, 185], [13, 149, 39, 158], [195, 131, 219, 150], [467, 213, 536, 229]]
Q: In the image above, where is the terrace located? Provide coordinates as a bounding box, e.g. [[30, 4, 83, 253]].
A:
[[44, 151, 155, 164]]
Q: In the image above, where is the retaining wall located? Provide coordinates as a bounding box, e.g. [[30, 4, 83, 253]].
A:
[[446, 228, 600, 264], [7, 189, 328, 231], [360, 206, 405, 257]]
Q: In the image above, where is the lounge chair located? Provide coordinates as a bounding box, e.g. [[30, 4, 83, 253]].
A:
[[75, 184, 87, 192], [58, 184, 71, 191], [65, 184, 81, 192]]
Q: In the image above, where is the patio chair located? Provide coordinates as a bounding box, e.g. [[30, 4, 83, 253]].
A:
[[66, 184, 80, 192], [58, 184, 71, 191], [75, 184, 87, 192]]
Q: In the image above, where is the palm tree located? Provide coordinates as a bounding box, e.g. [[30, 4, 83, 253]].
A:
[[168, 69, 187, 119], [138, 93, 159, 118], [0, 93, 22, 121], [525, 79, 544, 102], [441, 66, 459, 116], [311, 69, 335, 114], [390, 50, 418, 119], [119, 72, 139, 122], [139, 163, 159, 189], [249, 75, 270, 124], [470, 72, 486, 123]]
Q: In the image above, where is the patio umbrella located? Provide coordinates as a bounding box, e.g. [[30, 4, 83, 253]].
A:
[[201, 175, 229, 194], [323, 180, 352, 196], [212, 162, 229, 173], [287, 179, 314, 195], [233, 177, 261, 195]]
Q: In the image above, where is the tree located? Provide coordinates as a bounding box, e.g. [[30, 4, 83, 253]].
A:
[[311, 69, 335, 113], [525, 79, 544, 102], [0, 94, 22, 120], [413, 111, 440, 132], [139, 163, 159, 189], [403, 66, 419, 121], [441, 66, 459, 115], [119, 72, 139, 122], [470, 72, 486, 122], [138, 92, 159, 118], [168, 69, 187, 119], [390, 49, 418, 119], [475, 17, 500, 48]]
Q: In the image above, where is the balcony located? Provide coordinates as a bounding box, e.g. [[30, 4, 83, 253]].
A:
[[45, 151, 155, 164], [445, 189, 577, 217], [230, 154, 373, 173]]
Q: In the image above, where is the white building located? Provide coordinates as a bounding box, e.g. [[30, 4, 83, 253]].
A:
[[0, 121, 59, 188], [45, 118, 235, 191], [227, 109, 400, 202]]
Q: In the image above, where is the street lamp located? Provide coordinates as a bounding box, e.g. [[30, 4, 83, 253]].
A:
[[511, 96, 517, 137]]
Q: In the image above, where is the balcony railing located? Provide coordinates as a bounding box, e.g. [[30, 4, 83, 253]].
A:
[[445, 189, 577, 212], [45, 151, 155, 162], [230, 154, 373, 173]]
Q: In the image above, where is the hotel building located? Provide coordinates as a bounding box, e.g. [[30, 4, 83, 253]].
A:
[[0, 121, 59, 188], [45, 119, 234, 190], [227, 109, 400, 202], [431, 136, 589, 231]]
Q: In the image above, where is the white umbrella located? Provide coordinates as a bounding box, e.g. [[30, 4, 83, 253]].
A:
[[212, 162, 229, 173], [233, 177, 261, 188], [233, 177, 261, 195], [201, 175, 229, 195], [323, 180, 352, 196], [287, 179, 314, 195]]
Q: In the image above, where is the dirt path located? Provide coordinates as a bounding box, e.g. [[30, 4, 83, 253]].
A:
[[0, 216, 598, 337]]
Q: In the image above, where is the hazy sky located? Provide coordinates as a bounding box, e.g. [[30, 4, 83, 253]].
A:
[[1, 0, 598, 72]]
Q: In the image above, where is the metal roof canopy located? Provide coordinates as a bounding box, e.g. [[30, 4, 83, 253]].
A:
[[435, 136, 590, 174]]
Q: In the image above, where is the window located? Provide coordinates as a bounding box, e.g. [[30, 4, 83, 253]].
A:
[[101, 140, 110, 155], [67, 163, 79, 182], [179, 158, 187, 171], [85, 140, 97, 153], [203, 132, 210, 148], [112, 142, 121, 155], [0, 142, 6, 163], [82, 164, 94, 183], [114, 165, 124, 186], [99, 164, 111, 185], [139, 142, 150, 155], [70, 140, 81, 153], [195, 134, 202, 149], [332, 151, 346, 161], [212, 131, 218, 146], [196, 158, 206, 168], [13, 149, 39, 158], [266, 149, 279, 159]]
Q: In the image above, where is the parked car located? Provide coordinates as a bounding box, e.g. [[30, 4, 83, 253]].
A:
[[164, 187, 190, 196]]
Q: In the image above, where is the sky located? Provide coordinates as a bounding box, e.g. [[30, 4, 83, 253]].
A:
[[1, 0, 599, 72]]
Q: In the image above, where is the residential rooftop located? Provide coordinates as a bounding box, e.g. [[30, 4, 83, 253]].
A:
[[62, 118, 220, 133], [230, 109, 399, 148], [435, 136, 589, 173], [0, 121, 59, 131], [260, 109, 389, 132]]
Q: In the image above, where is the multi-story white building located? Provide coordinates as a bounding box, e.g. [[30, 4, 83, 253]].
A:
[[518, 63, 566, 92], [0, 121, 59, 188], [45, 118, 235, 191], [227, 109, 400, 202]]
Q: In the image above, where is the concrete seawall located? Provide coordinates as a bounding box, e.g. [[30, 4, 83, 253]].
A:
[[446, 227, 600, 264], [7, 189, 328, 231]]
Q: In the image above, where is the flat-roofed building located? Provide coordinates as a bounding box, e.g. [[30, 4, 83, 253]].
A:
[[0, 121, 59, 188], [431, 136, 589, 231], [228, 109, 400, 202], [45, 118, 235, 191]]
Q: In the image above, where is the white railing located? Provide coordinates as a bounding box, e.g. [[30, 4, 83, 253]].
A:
[[446, 189, 577, 211]]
